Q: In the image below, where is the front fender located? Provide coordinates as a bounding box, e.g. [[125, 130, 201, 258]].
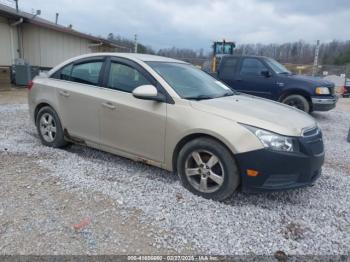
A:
[[163, 102, 263, 171]]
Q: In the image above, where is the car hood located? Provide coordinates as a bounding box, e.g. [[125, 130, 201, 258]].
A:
[[286, 74, 334, 87], [190, 94, 317, 137]]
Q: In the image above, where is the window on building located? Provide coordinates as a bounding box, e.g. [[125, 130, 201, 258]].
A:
[[107, 62, 151, 93]]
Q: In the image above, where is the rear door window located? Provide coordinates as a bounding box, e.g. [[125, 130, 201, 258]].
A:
[[70, 61, 103, 85]]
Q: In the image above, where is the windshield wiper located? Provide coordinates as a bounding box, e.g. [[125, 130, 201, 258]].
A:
[[186, 92, 234, 100], [278, 72, 291, 75], [185, 95, 215, 100], [219, 92, 234, 98]]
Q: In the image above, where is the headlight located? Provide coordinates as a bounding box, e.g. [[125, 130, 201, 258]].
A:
[[242, 125, 294, 152], [315, 87, 330, 95]]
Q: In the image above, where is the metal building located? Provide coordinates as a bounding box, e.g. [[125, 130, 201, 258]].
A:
[[0, 3, 118, 85]]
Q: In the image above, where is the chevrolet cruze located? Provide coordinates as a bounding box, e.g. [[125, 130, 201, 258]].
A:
[[28, 53, 325, 201]]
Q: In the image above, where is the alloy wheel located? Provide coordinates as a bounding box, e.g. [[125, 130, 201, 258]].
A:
[[185, 150, 225, 193], [39, 113, 57, 143], [284, 98, 305, 111]]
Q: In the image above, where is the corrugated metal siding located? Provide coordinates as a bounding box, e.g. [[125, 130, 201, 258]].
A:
[[0, 17, 12, 66], [22, 23, 93, 68]]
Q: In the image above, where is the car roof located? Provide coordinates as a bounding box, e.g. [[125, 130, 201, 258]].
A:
[[48, 53, 187, 77], [219, 54, 270, 59], [116, 53, 188, 63], [68, 52, 187, 63]]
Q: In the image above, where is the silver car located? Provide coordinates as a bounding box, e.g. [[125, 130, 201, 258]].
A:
[[28, 53, 324, 200]]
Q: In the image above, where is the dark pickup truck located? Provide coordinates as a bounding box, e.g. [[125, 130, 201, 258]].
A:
[[211, 55, 337, 113]]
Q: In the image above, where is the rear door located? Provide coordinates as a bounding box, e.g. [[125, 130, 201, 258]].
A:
[[236, 58, 275, 99], [52, 57, 106, 143], [217, 57, 240, 89], [99, 57, 166, 163]]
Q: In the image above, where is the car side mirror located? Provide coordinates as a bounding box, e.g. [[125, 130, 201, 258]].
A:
[[261, 70, 272, 78], [132, 85, 166, 102]]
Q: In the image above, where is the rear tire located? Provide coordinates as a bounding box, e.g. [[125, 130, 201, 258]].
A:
[[177, 137, 239, 201], [282, 94, 310, 113], [36, 106, 68, 148]]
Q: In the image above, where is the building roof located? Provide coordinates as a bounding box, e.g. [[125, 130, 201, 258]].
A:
[[0, 3, 115, 47]]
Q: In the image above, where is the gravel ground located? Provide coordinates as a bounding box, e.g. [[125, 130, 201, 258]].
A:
[[0, 92, 349, 255]]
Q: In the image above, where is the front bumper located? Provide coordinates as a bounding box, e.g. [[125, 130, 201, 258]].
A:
[[236, 130, 324, 192], [311, 96, 337, 111]]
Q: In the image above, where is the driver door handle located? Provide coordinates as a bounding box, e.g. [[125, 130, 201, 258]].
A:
[[102, 102, 116, 110]]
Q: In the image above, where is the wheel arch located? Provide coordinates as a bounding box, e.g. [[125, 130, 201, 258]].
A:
[[279, 89, 313, 111], [172, 133, 236, 172], [34, 102, 62, 126], [278, 88, 312, 104]]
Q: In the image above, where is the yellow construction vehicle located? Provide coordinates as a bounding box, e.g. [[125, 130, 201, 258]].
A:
[[211, 40, 236, 72]]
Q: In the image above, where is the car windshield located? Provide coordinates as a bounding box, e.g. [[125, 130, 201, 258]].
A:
[[146, 62, 234, 100], [265, 58, 291, 74]]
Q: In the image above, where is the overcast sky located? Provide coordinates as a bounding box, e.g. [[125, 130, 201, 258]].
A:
[[17, 0, 350, 51]]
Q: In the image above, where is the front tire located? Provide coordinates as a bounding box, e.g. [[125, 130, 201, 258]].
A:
[[282, 94, 310, 113], [177, 137, 239, 201], [36, 106, 68, 148]]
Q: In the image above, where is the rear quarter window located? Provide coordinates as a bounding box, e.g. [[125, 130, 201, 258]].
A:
[[51, 64, 72, 80], [219, 57, 238, 78]]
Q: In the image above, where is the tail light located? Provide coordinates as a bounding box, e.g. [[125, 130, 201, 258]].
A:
[[27, 80, 33, 90]]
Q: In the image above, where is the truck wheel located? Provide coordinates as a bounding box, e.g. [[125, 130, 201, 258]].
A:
[[177, 137, 239, 201], [36, 106, 68, 148], [282, 94, 310, 113]]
